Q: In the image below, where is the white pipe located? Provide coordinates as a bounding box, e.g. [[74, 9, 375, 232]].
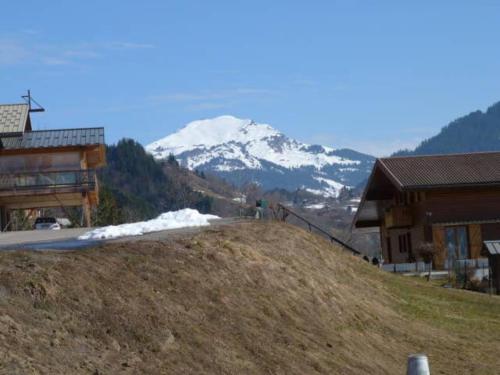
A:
[[407, 354, 430, 375]]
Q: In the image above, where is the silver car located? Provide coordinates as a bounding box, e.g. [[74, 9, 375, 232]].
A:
[[34, 217, 61, 230]]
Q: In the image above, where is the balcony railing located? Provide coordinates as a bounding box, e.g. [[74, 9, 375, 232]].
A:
[[385, 206, 413, 228], [0, 169, 97, 192]]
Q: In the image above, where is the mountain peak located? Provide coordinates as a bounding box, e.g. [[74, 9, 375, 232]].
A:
[[146, 116, 375, 197], [147, 115, 279, 157]]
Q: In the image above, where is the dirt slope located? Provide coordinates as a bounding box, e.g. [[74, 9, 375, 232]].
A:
[[0, 222, 499, 374]]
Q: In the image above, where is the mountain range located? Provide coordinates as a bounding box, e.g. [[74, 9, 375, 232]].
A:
[[146, 101, 500, 197], [146, 115, 375, 197]]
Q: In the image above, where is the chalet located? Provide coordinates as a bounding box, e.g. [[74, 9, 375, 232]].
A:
[[353, 152, 500, 269], [0, 102, 106, 229]]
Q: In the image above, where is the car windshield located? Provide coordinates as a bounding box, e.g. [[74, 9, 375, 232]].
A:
[[35, 217, 57, 224]]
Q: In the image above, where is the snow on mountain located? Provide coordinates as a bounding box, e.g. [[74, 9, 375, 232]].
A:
[[146, 115, 375, 197]]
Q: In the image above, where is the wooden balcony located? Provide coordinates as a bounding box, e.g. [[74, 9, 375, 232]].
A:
[[0, 169, 97, 197], [385, 206, 413, 228]]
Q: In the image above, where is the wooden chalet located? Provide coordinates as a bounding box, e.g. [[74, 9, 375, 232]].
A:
[[0, 103, 106, 229], [353, 152, 500, 270]]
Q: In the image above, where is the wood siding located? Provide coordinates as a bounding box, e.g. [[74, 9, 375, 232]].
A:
[[432, 226, 446, 269], [377, 186, 500, 266], [469, 224, 483, 259]]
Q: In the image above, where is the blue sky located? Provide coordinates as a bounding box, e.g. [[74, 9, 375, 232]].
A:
[[1, 1, 499, 156]]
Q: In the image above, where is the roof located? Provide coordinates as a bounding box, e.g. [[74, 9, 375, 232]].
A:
[[378, 152, 500, 189], [353, 151, 500, 228], [484, 240, 500, 255], [0, 104, 30, 135], [0, 127, 105, 150]]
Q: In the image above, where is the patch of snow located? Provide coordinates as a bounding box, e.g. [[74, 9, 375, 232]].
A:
[[305, 188, 327, 197], [312, 176, 347, 198], [305, 203, 326, 210], [185, 142, 263, 170], [78, 209, 219, 240], [339, 167, 359, 172], [232, 195, 246, 204], [214, 163, 249, 172]]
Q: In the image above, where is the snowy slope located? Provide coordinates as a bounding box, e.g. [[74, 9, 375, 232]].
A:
[[146, 116, 374, 197]]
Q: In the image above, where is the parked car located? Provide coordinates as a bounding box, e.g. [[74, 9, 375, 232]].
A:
[[34, 217, 61, 230]]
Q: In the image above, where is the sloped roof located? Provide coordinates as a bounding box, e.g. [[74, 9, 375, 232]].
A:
[[378, 152, 500, 189], [0, 104, 30, 134], [0, 128, 105, 150], [353, 151, 500, 228]]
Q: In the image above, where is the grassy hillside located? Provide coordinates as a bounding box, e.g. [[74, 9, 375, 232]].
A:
[[0, 222, 499, 374]]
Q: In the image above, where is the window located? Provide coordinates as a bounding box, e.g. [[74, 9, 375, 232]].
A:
[[0, 152, 81, 173], [399, 234, 406, 253], [445, 226, 469, 261], [398, 232, 413, 256]]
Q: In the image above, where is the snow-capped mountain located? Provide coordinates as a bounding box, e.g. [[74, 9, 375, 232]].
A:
[[146, 115, 375, 197]]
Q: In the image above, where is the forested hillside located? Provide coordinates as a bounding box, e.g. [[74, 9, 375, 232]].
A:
[[94, 139, 215, 225], [395, 101, 500, 156]]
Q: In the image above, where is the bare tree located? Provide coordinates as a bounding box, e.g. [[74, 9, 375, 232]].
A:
[[416, 242, 436, 281]]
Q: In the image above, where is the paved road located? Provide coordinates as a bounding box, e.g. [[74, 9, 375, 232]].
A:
[[0, 228, 92, 248], [0, 218, 245, 251]]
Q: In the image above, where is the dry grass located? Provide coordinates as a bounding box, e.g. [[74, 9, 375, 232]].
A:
[[0, 221, 499, 374]]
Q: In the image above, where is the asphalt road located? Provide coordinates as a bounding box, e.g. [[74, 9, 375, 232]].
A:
[[0, 217, 246, 251]]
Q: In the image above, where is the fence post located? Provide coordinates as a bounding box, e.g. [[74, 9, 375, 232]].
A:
[[407, 354, 430, 375], [464, 262, 468, 288]]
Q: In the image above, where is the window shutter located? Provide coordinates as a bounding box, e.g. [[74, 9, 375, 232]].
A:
[[432, 226, 446, 269], [468, 224, 482, 259]]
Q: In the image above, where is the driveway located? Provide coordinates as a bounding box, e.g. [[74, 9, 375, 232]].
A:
[[0, 217, 245, 251]]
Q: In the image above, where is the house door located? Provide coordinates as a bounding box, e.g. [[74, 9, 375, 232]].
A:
[[445, 226, 469, 264]]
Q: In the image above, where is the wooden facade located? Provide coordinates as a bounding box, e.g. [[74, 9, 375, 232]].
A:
[[354, 153, 500, 269], [376, 189, 500, 268], [0, 103, 106, 229]]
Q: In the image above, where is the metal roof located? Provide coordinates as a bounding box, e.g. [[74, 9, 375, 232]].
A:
[[484, 241, 500, 255], [0, 104, 30, 134], [0, 127, 105, 150], [379, 152, 500, 189]]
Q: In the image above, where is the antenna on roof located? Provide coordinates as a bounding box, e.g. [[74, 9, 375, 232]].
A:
[[21, 90, 45, 113]]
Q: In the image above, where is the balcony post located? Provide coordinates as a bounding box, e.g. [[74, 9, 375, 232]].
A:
[[82, 191, 92, 227]]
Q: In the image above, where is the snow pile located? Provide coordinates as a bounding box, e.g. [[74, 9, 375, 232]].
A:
[[78, 209, 220, 240]]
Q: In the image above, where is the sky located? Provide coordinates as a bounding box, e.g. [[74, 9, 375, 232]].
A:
[[1, 1, 499, 156]]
